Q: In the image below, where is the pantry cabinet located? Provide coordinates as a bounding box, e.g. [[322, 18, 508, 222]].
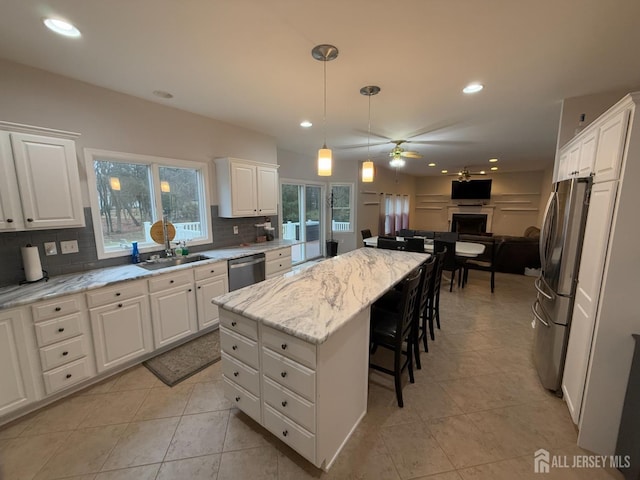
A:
[[0, 122, 84, 231], [215, 157, 279, 217], [0, 308, 40, 417]]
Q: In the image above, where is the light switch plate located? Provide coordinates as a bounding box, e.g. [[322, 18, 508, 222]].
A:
[[233, 226, 239, 234], [60, 240, 79, 254], [44, 242, 57, 256]]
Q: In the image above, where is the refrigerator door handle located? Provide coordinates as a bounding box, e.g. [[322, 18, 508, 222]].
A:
[[539, 191, 557, 270], [535, 277, 554, 300], [532, 300, 551, 327]]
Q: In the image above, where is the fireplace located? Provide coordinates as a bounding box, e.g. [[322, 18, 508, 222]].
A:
[[451, 214, 488, 234]]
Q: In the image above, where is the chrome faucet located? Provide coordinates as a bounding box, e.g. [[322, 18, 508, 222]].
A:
[[162, 214, 173, 258]]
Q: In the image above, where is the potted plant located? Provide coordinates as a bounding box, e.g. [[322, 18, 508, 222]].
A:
[[326, 191, 338, 257]]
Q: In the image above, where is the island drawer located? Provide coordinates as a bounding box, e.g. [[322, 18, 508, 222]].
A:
[[194, 261, 227, 281], [262, 325, 316, 369], [32, 295, 82, 323], [265, 247, 291, 262], [220, 311, 257, 340], [223, 376, 261, 424], [222, 351, 260, 396], [263, 404, 315, 464], [86, 281, 147, 308], [262, 348, 315, 402], [220, 326, 259, 369], [39, 335, 86, 371], [263, 376, 315, 433], [34, 313, 84, 347], [42, 357, 91, 395], [148, 270, 194, 293]]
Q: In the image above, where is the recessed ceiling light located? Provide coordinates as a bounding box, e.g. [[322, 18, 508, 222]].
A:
[[300, 121, 312, 128], [480, 170, 486, 175], [43, 18, 81, 37], [441, 170, 448, 174], [428, 163, 436, 167], [463, 83, 484, 94], [490, 166, 498, 171], [152, 90, 173, 99], [489, 158, 498, 163]]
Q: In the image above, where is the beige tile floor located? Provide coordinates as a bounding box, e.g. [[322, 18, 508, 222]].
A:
[[0, 271, 624, 480]]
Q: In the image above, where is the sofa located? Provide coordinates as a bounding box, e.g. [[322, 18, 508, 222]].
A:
[[459, 234, 540, 275]]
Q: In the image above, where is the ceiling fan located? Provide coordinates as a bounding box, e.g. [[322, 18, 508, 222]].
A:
[[450, 166, 487, 182], [388, 140, 422, 168]]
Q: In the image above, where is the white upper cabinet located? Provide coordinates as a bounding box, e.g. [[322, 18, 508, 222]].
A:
[[577, 129, 598, 178], [556, 128, 599, 182], [215, 158, 279, 218], [0, 123, 84, 231], [593, 108, 630, 183]]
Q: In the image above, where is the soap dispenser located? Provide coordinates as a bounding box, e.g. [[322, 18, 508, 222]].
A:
[[131, 242, 140, 264]]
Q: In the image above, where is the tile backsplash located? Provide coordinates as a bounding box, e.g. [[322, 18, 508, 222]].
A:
[[0, 206, 278, 287]]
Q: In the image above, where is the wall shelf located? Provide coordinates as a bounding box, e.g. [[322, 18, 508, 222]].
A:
[[416, 193, 447, 197], [493, 200, 532, 204], [419, 200, 448, 204], [496, 192, 541, 196], [499, 207, 539, 212], [363, 202, 380, 206], [359, 190, 378, 195], [416, 206, 443, 210]]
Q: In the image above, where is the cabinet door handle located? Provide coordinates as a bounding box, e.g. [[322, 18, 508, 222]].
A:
[[197, 286, 201, 289], [210, 269, 215, 273], [282, 430, 288, 437], [115, 292, 121, 296], [233, 371, 239, 377], [62, 351, 69, 356], [55, 307, 62, 312], [281, 371, 287, 378], [281, 400, 287, 407], [66, 374, 72, 379], [27, 218, 33, 222], [188, 289, 192, 292], [232, 345, 238, 350], [58, 327, 65, 332], [118, 303, 123, 308], [235, 396, 240, 402], [170, 280, 174, 283], [281, 343, 287, 350], [6, 218, 12, 223], [231, 321, 237, 327]]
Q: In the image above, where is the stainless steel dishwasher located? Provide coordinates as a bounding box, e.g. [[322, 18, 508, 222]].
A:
[[228, 253, 266, 291]]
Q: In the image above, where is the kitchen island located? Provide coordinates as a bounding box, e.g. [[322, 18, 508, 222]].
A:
[[212, 247, 427, 470]]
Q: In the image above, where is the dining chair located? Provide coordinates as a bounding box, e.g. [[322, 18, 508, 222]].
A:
[[434, 231, 459, 242], [361, 229, 372, 240], [462, 237, 503, 293], [397, 229, 415, 237], [369, 266, 422, 408], [425, 249, 446, 342], [378, 238, 407, 251], [405, 237, 426, 252], [434, 240, 463, 292]]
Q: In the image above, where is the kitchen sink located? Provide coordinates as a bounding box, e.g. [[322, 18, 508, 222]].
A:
[[138, 254, 210, 271]]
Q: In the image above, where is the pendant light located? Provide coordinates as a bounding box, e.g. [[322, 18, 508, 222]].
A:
[[312, 44, 339, 176], [360, 85, 380, 183]]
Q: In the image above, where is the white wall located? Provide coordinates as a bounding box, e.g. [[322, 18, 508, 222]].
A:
[[0, 58, 277, 206], [412, 171, 548, 236], [277, 148, 359, 253]]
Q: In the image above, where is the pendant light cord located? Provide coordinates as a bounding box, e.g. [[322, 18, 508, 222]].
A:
[[323, 58, 327, 147], [367, 93, 372, 159]]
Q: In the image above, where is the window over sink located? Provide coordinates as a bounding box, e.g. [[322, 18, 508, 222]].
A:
[[85, 149, 212, 259]]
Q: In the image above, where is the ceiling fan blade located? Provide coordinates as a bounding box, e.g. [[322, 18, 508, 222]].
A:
[[336, 140, 389, 150], [401, 151, 422, 159], [406, 140, 474, 147], [353, 129, 393, 141], [404, 120, 460, 140]]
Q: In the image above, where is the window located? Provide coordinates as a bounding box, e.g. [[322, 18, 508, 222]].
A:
[[330, 183, 354, 232], [381, 194, 410, 235], [86, 149, 211, 259]]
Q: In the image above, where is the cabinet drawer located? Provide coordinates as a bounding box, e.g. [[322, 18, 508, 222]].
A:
[[86, 280, 147, 308], [39, 335, 86, 371], [263, 376, 315, 433], [42, 357, 90, 395], [265, 257, 291, 276], [265, 247, 291, 262], [262, 348, 315, 402], [34, 313, 83, 347], [223, 377, 261, 424], [194, 261, 228, 281], [263, 404, 315, 463], [148, 270, 194, 293], [220, 327, 259, 369], [220, 311, 257, 340], [222, 351, 260, 396], [32, 295, 81, 322], [262, 325, 316, 369]]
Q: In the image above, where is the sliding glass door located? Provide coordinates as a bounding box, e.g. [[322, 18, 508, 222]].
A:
[[281, 182, 324, 264]]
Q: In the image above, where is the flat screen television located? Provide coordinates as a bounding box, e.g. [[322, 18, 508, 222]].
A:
[[451, 179, 492, 200]]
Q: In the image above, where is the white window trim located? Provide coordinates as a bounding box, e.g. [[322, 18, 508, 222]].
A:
[[329, 182, 355, 233], [85, 148, 212, 260]]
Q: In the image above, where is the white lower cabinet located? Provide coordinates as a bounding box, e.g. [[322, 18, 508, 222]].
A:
[[265, 247, 292, 279], [0, 308, 40, 417], [220, 308, 370, 471], [149, 271, 198, 348], [194, 261, 228, 330], [90, 295, 153, 372]]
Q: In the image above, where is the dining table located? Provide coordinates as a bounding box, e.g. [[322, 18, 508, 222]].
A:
[[363, 235, 485, 258]]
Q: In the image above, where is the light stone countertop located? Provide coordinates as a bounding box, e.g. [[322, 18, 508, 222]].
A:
[[212, 247, 428, 345], [0, 239, 299, 311]]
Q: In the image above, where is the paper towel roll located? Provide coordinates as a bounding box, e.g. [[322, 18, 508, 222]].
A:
[[21, 245, 43, 282]]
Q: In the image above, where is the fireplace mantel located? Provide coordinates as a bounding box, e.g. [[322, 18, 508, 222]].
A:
[[447, 204, 495, 232]]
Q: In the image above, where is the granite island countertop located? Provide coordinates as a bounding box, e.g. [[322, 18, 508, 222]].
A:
[[212, 247, 428, 345], [0, 239, 299, 310]]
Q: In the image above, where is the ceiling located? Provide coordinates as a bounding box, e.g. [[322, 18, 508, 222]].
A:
[[2, 0, 640, 176]]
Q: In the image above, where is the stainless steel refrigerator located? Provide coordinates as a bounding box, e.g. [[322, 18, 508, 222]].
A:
[[532, 177, 592, 393]]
